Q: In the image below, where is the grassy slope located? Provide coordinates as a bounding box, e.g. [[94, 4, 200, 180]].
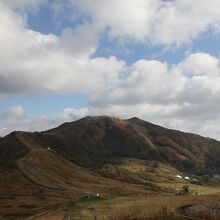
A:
[[0, 150, 153, 218], [33, 116, 220, 174], [1, 116, 220, 219], [20, 157, 220, 220]]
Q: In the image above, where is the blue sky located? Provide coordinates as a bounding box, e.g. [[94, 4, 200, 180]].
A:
[[0, 94, 87, 116], [1, 0, 220, 139]]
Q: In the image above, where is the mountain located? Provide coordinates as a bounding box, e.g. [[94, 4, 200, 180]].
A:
[[34, 116, 220, 174], [1, 116, 220, 218], [1, 116, 220, 174]]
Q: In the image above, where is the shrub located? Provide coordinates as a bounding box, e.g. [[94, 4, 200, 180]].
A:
[[182, 185, 189, 194]]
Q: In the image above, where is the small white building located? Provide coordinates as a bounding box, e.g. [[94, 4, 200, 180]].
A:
[[94, 192, 100, 197], [175, 175, 183, 179], [184, 176, 190, 180]]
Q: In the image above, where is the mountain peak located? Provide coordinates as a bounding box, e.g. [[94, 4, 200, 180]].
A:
[[127, 117, 142, 121], [1, 116, 220, 175]]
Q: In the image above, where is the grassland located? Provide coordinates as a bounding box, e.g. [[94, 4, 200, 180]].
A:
[[25, 193, 220, 220], [2, 157, 217, 220]]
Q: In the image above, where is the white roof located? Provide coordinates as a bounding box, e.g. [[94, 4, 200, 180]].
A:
[[175, 175, 183, 178], [184, 176, 190, 180]]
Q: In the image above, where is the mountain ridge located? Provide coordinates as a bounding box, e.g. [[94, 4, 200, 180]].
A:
[[3, 116, 216, 141], [1, 116, 220, 175]]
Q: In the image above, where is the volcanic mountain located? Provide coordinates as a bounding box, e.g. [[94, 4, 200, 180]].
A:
[[1, 116, 220, 173], [1, 116, 220, 218]]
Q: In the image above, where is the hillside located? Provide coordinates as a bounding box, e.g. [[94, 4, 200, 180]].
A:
[[1, 116, 220, 219], [31, 116, 220, 174], [1, 116, 220, 173], [0, 132, 149, 219]]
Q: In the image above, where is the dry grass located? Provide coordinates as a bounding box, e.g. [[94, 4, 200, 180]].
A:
[[109, 203, 220, 220], [55, 194, 220, 220]]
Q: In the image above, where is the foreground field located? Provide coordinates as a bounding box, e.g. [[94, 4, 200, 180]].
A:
[[27, 193, 220, 220], [1, 153, 220, 219]]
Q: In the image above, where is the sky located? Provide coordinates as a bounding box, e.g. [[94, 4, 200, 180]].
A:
[[1, 0, 220, 139]]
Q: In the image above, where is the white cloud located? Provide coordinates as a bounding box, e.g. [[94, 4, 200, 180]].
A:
[[0, 3, 125, 94], [71, 0, 160, 42], [179, 53, 220, 76], [0, 106, 89, 136], [71, 0, 220, 46]]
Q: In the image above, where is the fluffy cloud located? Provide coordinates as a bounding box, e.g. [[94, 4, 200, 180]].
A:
[[179, 53, 220, 76], [1, 1, 220, 97], [0, 2, 125, 94], [71, 0, 160, 42], [0, 106, 89, 136], [71, 0, 220, 45], [89, 52, 220, 110]]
